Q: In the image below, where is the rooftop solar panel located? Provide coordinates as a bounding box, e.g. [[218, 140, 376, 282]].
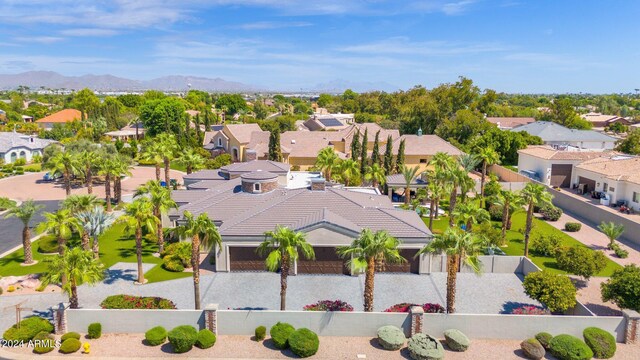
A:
[[318, 118, 343, 127]]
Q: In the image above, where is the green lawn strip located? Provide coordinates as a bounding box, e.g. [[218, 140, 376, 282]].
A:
[[24, 163, 42, 172]]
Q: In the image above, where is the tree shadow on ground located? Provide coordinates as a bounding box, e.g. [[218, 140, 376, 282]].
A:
[[261, 339, 299, 358], [103, 269, 137, 284]]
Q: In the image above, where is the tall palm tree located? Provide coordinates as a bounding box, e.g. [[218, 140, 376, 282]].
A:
[[156, 134, 179, 190], [445, 166, 470, 227], [417, 227, 484, 313], [477, 147, 501, 206], [452, 201, 489, 232], [46, 150, 80, 196], [78, 150, 99, 194], [113, 155, 133, 204], [37, 209, 81, 256], [139, 141, 163, 181], [493, 190, 525, 245], [598, 221, 625, 249], [40, 247, 104, 309], [62, 195, 102, 250], [521, 183, 553, 257], [257, 226, 315, 310], [135, 180, 177, 254], [77, 206, 115, 259], [426, 173, 443, 231], [99, 158, 119, 212], [316, 147, 339, 180], [177, 149, 205, 175], [339, 159, 360, 186], [4, 200, 44, 264], [174, 211, 221, 309], [401, 165, 420, 205], [364, 163, 386, 190], [338, 229, 405, 312], [120, 198, 159, 284]]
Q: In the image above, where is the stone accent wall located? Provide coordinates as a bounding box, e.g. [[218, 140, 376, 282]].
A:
[[409, 306, 424, 337], [623, 310, 640, 344], [241, 179, 278, 193], [205, 304, 219, 335]]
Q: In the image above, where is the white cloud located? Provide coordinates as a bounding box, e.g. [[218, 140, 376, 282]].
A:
[[14, 36, 65, 44], [338, 37, 508, 56], [234, 21, 312, 30], [60, 28, 121, 37]]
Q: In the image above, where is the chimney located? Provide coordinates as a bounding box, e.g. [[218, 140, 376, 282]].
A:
[[311, 178, 326, 191], [245, 148, 257, 161], [417, 128, 423, 137]]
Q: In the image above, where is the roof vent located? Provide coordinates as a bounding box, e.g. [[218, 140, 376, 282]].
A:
[[291, 139, 296, 144]]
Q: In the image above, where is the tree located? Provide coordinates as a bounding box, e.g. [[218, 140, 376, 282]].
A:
[[113, 155, 133, 204], [339, 159, 360, 186], [46, 150, 80, 196], [140, 141, 164, 181], [493, 190, 525, 245], [78, 150, 99, 194], [76, 206, 115, 259], [401, 165, 420, 205], [555, 247, 607, 282], [215, 94, 248, 115], [350, 131, 361, 159], [359, 128, 369, 176], [417, 227, 484, 313], [371, 130, 380, 165], [120, 198, 159, 284], [395, 139, 405, 173], [135, 180, 177, 254], [458, 153, 480, 172], [37, 209, 81, 256], [383, 135, 394, 176], [62, 195, 102, 250], [140, 97, 187, 137], [615, 128, 640, 155], [4, 200, 44, 264], [338, 229, 404, 312], [99, 158, 119, 212], [72, 88, 100, 119], [364, 163, 386, 189], [523, 271, 577, 313], [598, 221, 624, 249], [156, 134, 179, 190], [40, 247, 104, 309], [426, 172, 444, 231], [174, 211, 221, 309], [257, 226, 315, 310], [477, 147, 500, 206], [315, 147, 339, 180], [177, 149, 205, 175], [521, 183, 553, 257], [268, 131, 282, 162], [601, 265, 640, 311], [453, 201, 489, 232]]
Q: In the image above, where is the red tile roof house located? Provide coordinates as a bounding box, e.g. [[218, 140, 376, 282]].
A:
[[35, 109, 82, 130], [170, 160, 433, 274]]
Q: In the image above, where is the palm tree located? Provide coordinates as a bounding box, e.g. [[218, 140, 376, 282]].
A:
[[417, 227, 484, 313], [62, 194, 102, 250], [120, 198, 159, 284], [174, 211, 221, 309], [46, 150, 80, 196], [316, 147, 339, 180], [78, 150, 99, 194], [401, 165, 420, 205], [177, 149, 205, 175], [99, 158, 119, 212], [156, 134, 179, 190], [338, 229, 404, 312], [113, 155, 133, 204], [257, 226, 315, 310], [339, 159, 360, 186], [37, 209, 81, 256], [135, 180, 177, 254], [477, 147, 500, 206], [598, 221, 625, 249], [40, 247, 104, 309], [76, 206, 115, 259], [4, 200, 44, 264], [521, 183, 553, 257], [493, 190, 525, 245], [445, 166, 470, 227], [364, 163, 386, 189], [139, 141, 163, 181], [426, 173, 443, 231], [452, 201, 489, 232], [458, 153, 480, 172]]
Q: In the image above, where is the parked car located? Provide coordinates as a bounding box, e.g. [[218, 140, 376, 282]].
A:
[[43, 172, 62, 181]]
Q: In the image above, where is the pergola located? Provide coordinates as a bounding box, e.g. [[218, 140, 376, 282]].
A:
[[386, 173, 428, 201]]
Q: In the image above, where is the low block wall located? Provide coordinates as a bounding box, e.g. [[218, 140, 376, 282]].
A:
[[427, 255, 533, 274], [66, 309, 204, 333]]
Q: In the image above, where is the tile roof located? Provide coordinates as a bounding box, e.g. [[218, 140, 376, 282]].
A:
[[183, 170, 225, 181], [225, 124, 265, 143], [510, 121, 617, 143], [220, 160, 290, 174], [576, 156, 640, 185], [518, 145, 621, 161], [391, 134, 463, 156], [0, 132, 57, 153], [241, 170, 279, 180], [580, 113, 625, 124], [486, 117, 536, 128], [186, 180, 228, 190], [35, 109, 81, 124]]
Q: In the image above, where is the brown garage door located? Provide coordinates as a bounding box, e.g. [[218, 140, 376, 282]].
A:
[[381, 249, 420, 274], [229, 247, 265, 271], [297, 247, 348, 274], [550, 164, 572, 188], [578, 176, 596, 193]]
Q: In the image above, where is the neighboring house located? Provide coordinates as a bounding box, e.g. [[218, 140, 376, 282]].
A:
[[0, 132, 57, 163], [170, 161, 432, 274], [574, 156, 640, 208], [21, 115, 34, 123], [303, 113, 355, 131], [202, 123, 268, 162], [580, 112, 632, 129], [104, 122, 145, 141], [510, 121, 617, 150], [182, 160, 290, 187], [35, 109, 82, 130], [486, 117, 536, 130], [390, 131, 464, 173]]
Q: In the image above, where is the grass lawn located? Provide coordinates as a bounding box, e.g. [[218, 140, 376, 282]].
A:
[[424, 211, 621, 277], [24, 163, 42, 172], [170, 162, 187, 172], [0, 223, 191, 283]]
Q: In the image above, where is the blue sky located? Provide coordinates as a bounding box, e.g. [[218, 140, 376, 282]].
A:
[[0, 0, 638, 93]]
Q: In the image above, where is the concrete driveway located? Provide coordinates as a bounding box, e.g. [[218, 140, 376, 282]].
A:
[[0, 200, 60, 255]]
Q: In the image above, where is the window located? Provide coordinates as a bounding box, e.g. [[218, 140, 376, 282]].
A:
[[217, 138, 222, 146], [419, 159, 427, 163], [634, 192, 639, 203], [253, 183, 261, 192], [603, 182, 608, 192], [609, 187, 615, 192]]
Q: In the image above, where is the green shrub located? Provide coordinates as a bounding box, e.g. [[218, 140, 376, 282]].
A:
[[168, 325, 198, 353], [59, 338, 81, 354], [36, 236, 58, 254], [3, 316, 54, 341], [88, 323, 102, 339], [195, 329, 216, 349], [541, 205, 563, 221], [100, 294, 176, 309], [549, 334, 593, 360], [145, 326, 167, 346], [523, 271, 577, 312], [583, 327, 616, 359], [270, 322, 295, 349], [61, 332, 81, 341], [611, 244, 629, 259], [13, 158, 26, 166], [530, 233, 562, 257], [33, 331, 56, 354], [555, 246, 608, 281], [288, 328, 319, 358], [564, 222, 582, 232], [205, 154, 232, 169], [488, 204, 503, 221], [535, 332, 553, 349], [161, 242, 191, 267], [0, 197, 16, 211], [255, 326, 266, 341], [602, 264, 640, 311], [162, 258, 185, 272]]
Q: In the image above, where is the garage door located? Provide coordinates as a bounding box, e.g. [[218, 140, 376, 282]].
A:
[[297, 247, 348, 274], [229, 247, 265, 271], [381, 249, 420, 274], [550, 164, 572, 188], [578, 176, 596, 193]]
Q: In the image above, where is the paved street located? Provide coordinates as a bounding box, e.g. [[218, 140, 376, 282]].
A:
[[0, 200, 60, 255]]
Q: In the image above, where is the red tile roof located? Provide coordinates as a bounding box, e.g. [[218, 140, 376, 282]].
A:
[[36, 109, 82, 124]]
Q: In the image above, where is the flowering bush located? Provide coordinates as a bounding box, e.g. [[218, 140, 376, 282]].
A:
[[100, 295, 177, 309], [384, 303, 445, 313], [303, 300, 354, 312], [510, 305, 550, 315]]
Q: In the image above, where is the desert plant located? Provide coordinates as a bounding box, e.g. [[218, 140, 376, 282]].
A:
[[540, 205, 563, 221], [383, 303, 445, 313], [162, 258, 185, 272], [61, 332, 81, 341], [288, 328, 319, 358], [555, 247, 607, 281], [303, 300, 354, 312], [168, 325, 198, 353], [601, 264, 640, 311], [88, 323, 101, 339], [598, 221, 624, 249], [523, 271, 577, 313], [3, 317, 53, 341], [4, 199, 44, 264], [548, 334, 593, 360], [583, 327, 616, 359], [521, 183, 553, 257], [535, 332, 553, 349], [612, 244, 629, 258], [100, 295, 177, 309], [510, 305, 550, 315], [195, 329, 216, 349], [145, 326, 167, 346], [33, 331, 56, 354], [564, 222, 582, 232], [255, 326, 266, 341], [59, 338, 81, 354], [270, 322, 295, 349]]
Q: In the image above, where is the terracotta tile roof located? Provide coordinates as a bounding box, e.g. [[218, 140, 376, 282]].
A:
[[391, 134, 463, 156], [36, 109, 82, 124], [518, 145, 621, 161], [486, 117, 536, 128]]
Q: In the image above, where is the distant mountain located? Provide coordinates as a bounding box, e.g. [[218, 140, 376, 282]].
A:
[[308, 79, 400, 93], [0, 71, 257, 92]]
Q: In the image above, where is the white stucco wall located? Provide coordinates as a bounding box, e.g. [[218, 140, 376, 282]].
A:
[[1, 147, 42, 164], [517, 153, 583, 186]]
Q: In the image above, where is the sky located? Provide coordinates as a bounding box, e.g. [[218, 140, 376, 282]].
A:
[[0, 0, 639, 93]]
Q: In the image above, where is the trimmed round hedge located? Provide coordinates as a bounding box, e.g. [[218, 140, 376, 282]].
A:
[[88, 322, 102, 339], [583, 327, 616, 359], [195, 329, 216, 349], [564, 222, 582, 232], [288, 328, 319, 358], [255, 326, 266, 341], [33, 331, 56, 354], [520, 338, 545, 360], [549, 334, 593, 360], [59, 338, 81, 354], [3, 316, 54, 342], [535, 332, 553, 350], [270, 322, 295, 349], [61, 332, 81, 341], [145, 326, 167, 346], [168, 325, 198, 353]]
